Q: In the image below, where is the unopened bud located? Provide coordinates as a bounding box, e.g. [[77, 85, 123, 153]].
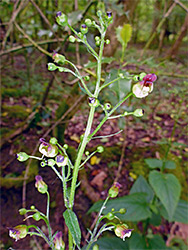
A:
[[33, 212, 41, 221], [69, 35, 76, 43], [85, 19, 92, 27], [104, 103, 111, 110], [106, 212, 115, 220], [80, 24, 88, 35], [19, 208, 27, 215], [106, 39, 110, 44], [56, 11, 68, 27], [88, 97, 99, 107], [35, 175, 48, 194], [48, 63, 58, 71], [133, 109, 144, 117], [55, 154, 68, 167], [108, 182, 121, 198], [17, 152, 29, 162], [139, 72, 147, 81], [97, 146, 104, 153], [52, 52, 65, 65]]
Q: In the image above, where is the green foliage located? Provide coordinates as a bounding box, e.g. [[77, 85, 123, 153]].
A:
[[116, 24, 132, 47]]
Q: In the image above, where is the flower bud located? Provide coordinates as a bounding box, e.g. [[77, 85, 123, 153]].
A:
[[40, 161, 47, 167], [35, 175, 48, 194], [108, 182, 121, 198], [119, 208, 126, 214], [63, 144, 68, 149], [95, 36, 100, 41], [19, 208, 27, 215], [85, 151, 89, 156], [56, 11, 68, 27], [95, 41, 100, 46], [106, 212, 115, 220], [92, 245, 99, 250], [53, 231, 65, 250], [106, 11, 113, 23], [104, 103, 111, 110], [52, 52, 65, 65], [85, 19, 92, 27], [123, 111, 128, 116], [106, 39, 110, 44], [17, 152, 29, 162], [97, 146, 104, 153], [139, 72, 147, 81], [133, 75, 139, 81], [55, 154, 68, 167], [33, 212, 41, 221], [114, 224, 133, 241], [80, 24, 88, 35], [48, 159, 56, 167], [88, 97, 99, 107], [69, 35, 76, 43], [39, 138, 58, 158], [48, 63, 58, 71], [97, 10, 102, 17], [30, 205, 35, 210], [133, 109, 144, 117], [84, 75, 90, 81], [9, 225, 28, 241]]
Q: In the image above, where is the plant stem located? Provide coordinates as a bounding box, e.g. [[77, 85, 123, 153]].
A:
[[46, 191, 50, 220]]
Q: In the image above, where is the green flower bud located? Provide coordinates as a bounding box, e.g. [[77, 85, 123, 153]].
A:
[[49, 137, 58, 145], [84, 75, 90, 81], [95, 41, 100, 46], [48, 159, 56, 167], [106, 39, 110, 44], [124, 111, 128, 116], [80, 24, 88, 35], [9, 225, 28, 242], [92, 245, 99, 250], [139, 72, 147, 81], [48, 63, 58, 71], [108, 182, 121, 198], [35, 175, 48, 194], [97, 146, 104, 153], [52, 52, 66, 65], [40, 161, 47, 167], [17, 152, 29, 162], [30, 205, 35, 210], [133, 75, 139, 81], [56, 11, 68, 27], [111, 208, 115, 212], [106, 212, 115, 220], [55, 154, 68, 167], [104, 103, 111, 110], [69, 35, 76, 43], [19, 208, 27, 215], [118, 73, 124, 78], [88, 97, 99, 107], [63, 144, 68, 149], [133, 109, 144, 117], [85, 151, 89, 156], [85, 18, 92, 27], [33, 212, 41, 221], [95, 36, 100, 41], [119, 208, 126, 214]]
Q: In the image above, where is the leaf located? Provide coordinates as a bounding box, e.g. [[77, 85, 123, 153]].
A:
[[159, 199, 188, 223], [129, 233, 147, 250], [145, 158, 163, 169], [84, 57, 115, 68], [130, 175, 154, 203], [116, 24, 132, 46], [63, 209, 81, 246], [149, 171, 181, 220], [88, 193, 151, 222], [164, 160, 176, 169], [147, 234, 169, 249]]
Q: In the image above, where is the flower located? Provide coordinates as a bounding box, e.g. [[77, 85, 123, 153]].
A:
[[39, 138, 58, 158], [17, 152, 29, 162], [35, 175, 48, 194], [133, 73, 157, 98], [114, 224, 133, 241], [108, 182, 122, 198], [53, 231, 65, 250], [55, 154, 68, 167], [9, 225, 28, 241]]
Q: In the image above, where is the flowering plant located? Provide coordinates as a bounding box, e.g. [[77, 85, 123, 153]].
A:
[[9, 9, 156, 250]]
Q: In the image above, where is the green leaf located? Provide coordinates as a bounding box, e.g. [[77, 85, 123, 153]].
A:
[[129, 233, 147, 250], [84, 57, 115, 68], [130, 175, 154, 203], [63, 209, 81, 246], [116, 24, 132, 46], [145, 158, 163, 169], [164, 160, 176, 169], [149, 171, 181, 220], [159, 199, 188, 223], [147, 234, 169, 249], [88, 193, 151, 222]]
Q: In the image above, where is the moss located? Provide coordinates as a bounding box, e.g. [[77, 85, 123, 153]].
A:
[[1, 87, 27, 98], [2, 104, 29, 119]]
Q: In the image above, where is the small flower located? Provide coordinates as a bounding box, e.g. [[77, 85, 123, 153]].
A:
[[108, 182, 122, 198], [17, 152, 29, 162], [9, 225, 28, 241], [88, 97, 99, 107], [35, 175, 48, 194], [53, 231, 65, 250], [39, 138, 58, 158], [80, 24, 88, 34], [114, 224, 133, 241], [56, 11, 68, 27], [52, 52, 66, 65], [55, 154, 68, 167], [132, 73, 157, 98]]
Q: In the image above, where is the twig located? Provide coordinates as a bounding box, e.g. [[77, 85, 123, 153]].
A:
[[174, 0, 188, 12], [14, 21, 52, 57]]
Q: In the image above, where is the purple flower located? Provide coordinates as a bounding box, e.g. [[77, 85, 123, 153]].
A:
[[9, 225, 28, 241], [35, 175, 48, 194], [53, 231, 65, 250], [39, 138, 58, 158], [114, 224, 133, 241]]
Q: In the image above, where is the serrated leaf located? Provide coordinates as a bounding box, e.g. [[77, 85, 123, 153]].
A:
[[145, 158, 163, 169], [63, 209, 81, 246], [149, 171, 181, 220], [130, 175, 154, 202], [88, 193, 151, 222]]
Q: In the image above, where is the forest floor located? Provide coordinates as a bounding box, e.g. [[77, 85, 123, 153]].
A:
[[1, 45, 188, 250]]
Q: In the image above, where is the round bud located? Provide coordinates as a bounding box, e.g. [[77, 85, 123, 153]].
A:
[[30, 205, 35, 210], [92, 245, 99, 250], [69, 35, 76, 43], [106, 39, 110, 44], [97, 146, 104, 153], [50, 137, 58, 145], [17, 152, 29, 162], [104, 103, 111, 110], [95, 41, 100, 46], [48, 63, 58, 71], [84, 75, 90, 81], [40, 161, 47, 167], [52, 53, 65, 65], [80, 24, 88, 35], [106, 212, 115, 220], [33, 212, 41, 221], [139, 72, 147, 81], [85, 19, 92, 27], [85, 151, 90, 156], [133, 109, 144, 117], [95, 36, 100, 41], [133, 75, 139, 81], [119, 208, 126, 214], [63, 144, 68, 149], [124, 111, 128, 116], [111, 208, 115, 212], [19, 208, 27, 215], [118, 73, 124, 78], [88, 97, 99, 107]]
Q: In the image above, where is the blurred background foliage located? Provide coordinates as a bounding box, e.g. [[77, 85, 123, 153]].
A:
[[0, 0, 188, 249]]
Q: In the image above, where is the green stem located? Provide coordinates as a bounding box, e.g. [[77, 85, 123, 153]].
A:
[[46, 191, 50, 220], [99, 77, 121, 91]]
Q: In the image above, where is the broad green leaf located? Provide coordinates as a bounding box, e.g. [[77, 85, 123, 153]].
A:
[[116, 24, 132, 46], [129, 233, 147, 250], [88, 193, 151, 222], [145, 158, 163, 169], [164, 160, 176, 169], [159, 199, 188, 223], [147, 234, 169, 249], [130, 175, 154, 202], [149, 171, 181, 220], [83, 237, 129, 250], [63, 209, 81, 246]]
